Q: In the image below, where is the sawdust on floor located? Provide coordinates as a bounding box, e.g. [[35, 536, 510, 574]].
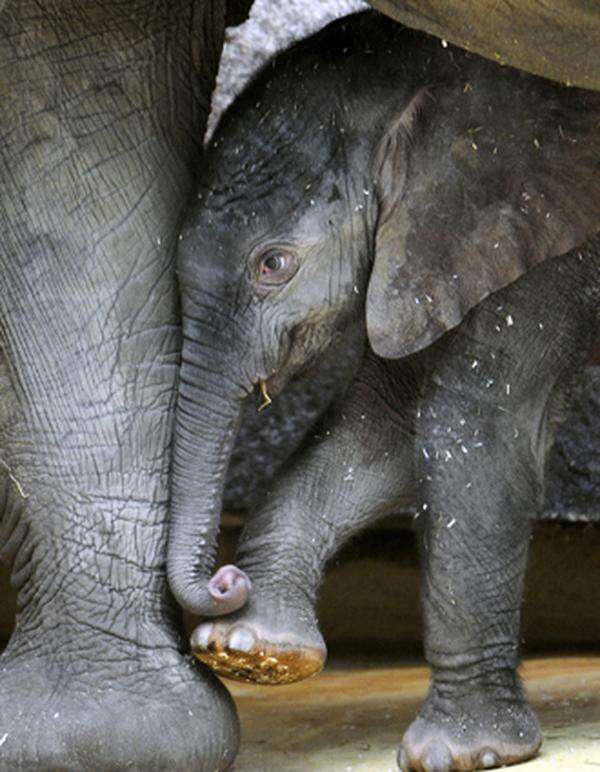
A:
[[230, 655, 600, 771]]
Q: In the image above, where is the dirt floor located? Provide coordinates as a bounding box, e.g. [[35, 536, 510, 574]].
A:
[[230, 655, 600, 771]]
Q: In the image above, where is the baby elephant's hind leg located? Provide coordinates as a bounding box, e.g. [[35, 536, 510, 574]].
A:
[[192, 352, 419, 685], [400, 245, 600, 771]]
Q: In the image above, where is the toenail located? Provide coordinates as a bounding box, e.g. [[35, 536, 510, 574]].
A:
[[479, 749, 499, 768], [191, 625, 212, 649], [422, 742, 452, 772], [397, 747, 410, 770], [227, 627, 256, 653]]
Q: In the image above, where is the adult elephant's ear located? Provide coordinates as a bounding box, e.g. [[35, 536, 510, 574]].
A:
[[366, 71, 600, 360]]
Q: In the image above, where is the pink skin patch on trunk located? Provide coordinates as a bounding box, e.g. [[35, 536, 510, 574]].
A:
[[207, 564, 252, 615]]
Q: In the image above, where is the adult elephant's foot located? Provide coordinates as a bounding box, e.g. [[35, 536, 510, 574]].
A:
[[0, 636, 239, 771], [191, 595, 327, 685], [398, 682, 542, 771]]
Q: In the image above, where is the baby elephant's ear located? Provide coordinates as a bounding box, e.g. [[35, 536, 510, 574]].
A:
[[366, 74, 600, 360]]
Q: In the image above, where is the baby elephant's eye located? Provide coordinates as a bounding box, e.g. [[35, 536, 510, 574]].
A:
[[256, 249, 298, 286]]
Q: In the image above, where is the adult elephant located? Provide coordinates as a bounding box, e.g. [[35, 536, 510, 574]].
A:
[[0, 1, 250, 769], [369, 0, 600, 91]]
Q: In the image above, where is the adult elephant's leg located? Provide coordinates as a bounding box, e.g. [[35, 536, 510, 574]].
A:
[[0, 2, 238, 769], [192, 351, 420, 684], [399, 247, 600, 771]]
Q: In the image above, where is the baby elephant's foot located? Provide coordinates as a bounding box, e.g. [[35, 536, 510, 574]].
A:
[[398, 683, 542, 771], [191, 597, 326, 685]]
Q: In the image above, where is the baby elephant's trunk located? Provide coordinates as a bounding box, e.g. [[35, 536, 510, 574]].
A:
[[167, 324, 250, 616]]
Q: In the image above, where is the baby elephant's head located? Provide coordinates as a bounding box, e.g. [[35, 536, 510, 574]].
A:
[[179, 122, 373, 400], [167, 11, 600, 617]]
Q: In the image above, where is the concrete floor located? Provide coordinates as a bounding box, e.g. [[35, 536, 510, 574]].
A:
[[230, 655, 600, 771]]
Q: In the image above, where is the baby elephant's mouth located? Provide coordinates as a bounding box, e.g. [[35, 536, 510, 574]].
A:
[[254, 351, 325, 413], [257, 379, 272, 412], [252, 371, 278, 412], [254, 367, 287, 412]]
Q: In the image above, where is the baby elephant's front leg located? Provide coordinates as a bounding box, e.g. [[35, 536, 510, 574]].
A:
[[192, 352, 419, 684], [400, 249, 599, 771], [402, 395, 541, 771]]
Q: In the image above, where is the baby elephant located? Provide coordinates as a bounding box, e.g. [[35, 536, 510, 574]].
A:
[[168, 10, 600, 772]]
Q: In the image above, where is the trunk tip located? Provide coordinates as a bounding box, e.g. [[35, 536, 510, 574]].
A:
[[207, 564, 252, 615], [169, 563, 251, 617]]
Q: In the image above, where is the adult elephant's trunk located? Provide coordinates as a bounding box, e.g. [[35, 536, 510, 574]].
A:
[[167, 316, 250, 617]]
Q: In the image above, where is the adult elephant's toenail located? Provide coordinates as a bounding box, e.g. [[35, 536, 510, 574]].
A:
[[479, 749, 499, 768], [227, 626, 257, 653], [422, 742, 452, 772]]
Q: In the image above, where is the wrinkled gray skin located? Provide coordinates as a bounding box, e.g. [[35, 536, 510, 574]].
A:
[[170, 11, 600, 772], [0, 1, 243, 769], [545, 365, 600, 519]]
